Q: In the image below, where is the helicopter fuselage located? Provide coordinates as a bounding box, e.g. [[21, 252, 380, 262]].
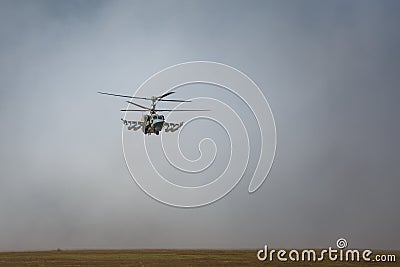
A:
[[143, 113, 165, 135]]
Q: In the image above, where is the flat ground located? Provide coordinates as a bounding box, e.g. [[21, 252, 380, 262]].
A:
[[0, 249, 398, 266]]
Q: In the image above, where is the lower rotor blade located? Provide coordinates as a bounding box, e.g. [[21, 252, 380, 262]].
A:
[[120, 109, 148, 112], [126, 101, 150, 110]]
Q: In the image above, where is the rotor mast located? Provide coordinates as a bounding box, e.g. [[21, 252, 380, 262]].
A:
[[150, 96, 158, 114]]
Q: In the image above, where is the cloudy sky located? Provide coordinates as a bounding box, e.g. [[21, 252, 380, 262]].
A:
[[0, 0, 399, 251]]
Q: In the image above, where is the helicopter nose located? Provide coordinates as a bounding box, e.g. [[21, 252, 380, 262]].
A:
[[153, 119, 164, 131]]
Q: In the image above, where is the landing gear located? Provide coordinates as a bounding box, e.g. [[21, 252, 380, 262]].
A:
[[156, 131, 159, 135]]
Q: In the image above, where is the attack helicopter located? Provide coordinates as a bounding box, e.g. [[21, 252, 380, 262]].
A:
[[98, 91, 208, 135]]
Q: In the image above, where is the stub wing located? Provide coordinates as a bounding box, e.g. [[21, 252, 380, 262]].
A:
[[121, 119, 183, 133], [163, 122, 184, 132], [121, 119, 144, 131]]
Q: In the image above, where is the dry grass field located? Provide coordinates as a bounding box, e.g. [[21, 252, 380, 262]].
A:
[[0, 249, 397, 266]]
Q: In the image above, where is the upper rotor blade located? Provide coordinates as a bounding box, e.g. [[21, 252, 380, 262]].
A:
[[158, 99, 192, 102], [154, 109, 210, 112], [157, 91, 175, 99], [126, 101, 150, 110], [98, 92, 151, 100]]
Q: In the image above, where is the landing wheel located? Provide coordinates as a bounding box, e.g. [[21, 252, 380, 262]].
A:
[[156, 131, 159, 135]]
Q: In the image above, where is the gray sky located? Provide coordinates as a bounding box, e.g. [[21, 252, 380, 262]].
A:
[[0, 0, 399, 251]]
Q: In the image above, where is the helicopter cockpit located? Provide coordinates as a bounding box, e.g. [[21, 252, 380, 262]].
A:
[[144, 114, 165, 123]]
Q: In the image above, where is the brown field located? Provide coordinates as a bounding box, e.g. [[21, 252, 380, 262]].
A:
[[0, 249, 398, 266]]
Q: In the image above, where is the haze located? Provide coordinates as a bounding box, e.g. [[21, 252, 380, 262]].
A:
[[0, 0, 399, 251]]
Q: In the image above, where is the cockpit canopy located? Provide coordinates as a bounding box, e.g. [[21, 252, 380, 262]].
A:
[[145, 114, 164, 121], [153, 114, 164, 120]]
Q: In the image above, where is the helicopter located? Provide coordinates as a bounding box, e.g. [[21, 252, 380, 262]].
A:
[[98, 91, 208, 135]]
